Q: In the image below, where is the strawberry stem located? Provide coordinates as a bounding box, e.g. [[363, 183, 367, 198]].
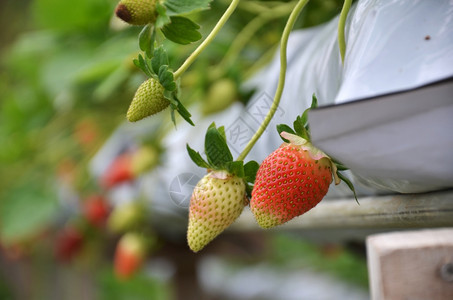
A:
[[237, 0, 310, 161], [173, 0, 240, 80], [338, 0, 352, 64], [211, 1, 297, 80]]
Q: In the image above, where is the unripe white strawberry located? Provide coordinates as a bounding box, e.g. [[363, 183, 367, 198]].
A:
[[127, 78, 169, 122], [115, 0, 158, 26], [187, 171, 247, 252]]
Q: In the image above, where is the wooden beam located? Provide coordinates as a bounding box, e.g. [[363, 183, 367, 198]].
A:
[[232, 190, 453, 230]]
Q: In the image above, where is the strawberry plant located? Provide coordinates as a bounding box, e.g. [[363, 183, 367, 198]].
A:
[[107, 0, 357, 251]]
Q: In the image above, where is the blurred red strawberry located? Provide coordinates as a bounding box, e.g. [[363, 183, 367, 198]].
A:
[[101, 153, 134, 188], [83, 195, 110, 227], [114, 233, 147, 280], [55, 226, 84, 262], [101, 146, 159, 188]]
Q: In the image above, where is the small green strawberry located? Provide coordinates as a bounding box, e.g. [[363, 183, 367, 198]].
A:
[[108, 201, 146, 234], [115, 0, 158, 26], [250, 95, 357, 228], [202, 78, 237, 115], [186, 123, 259, 252], [187, 171, 247, 252], [127, 78, 169, 122]]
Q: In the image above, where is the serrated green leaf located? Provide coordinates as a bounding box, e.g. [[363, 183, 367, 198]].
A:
[[187, 144, 211, 169], [244, 160, 259, 183], [133, 58, 141, 69], [162, 16, 202, 45], [301, 109, 309, 126], [218, 126, 226, 141], [139, 24, 155, 57], [331, 157, 349, 171], [155, 2, 171, 28], [337, 172, 359, 204], [175, 98, 194, 126], [137, 54, 153, 77], [226, 161, 244, 178], [293, 116, 306, 137], [205, 126, 233, 167], [170, 105, 176, 125], [276, 124, 295, 143], [164, 0, 212, 15], [158, 65, 176, 91], [151, 46, 169, 75], [311, 93, 318, 108]]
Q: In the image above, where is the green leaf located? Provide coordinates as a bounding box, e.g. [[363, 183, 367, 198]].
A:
[[169, 96, 194, 126], [311, 93, 318, 109], [244, 160, 259, 183], [151, 46, 169, 75], [162, 16, 202, 45], [293, 115, 308, 138], [187, 144, 211, 169], [226, 161, 244, 178], [276, 124, 295, 143], [218, 126, 226, 141], [136, 54, 153, 77], [164, 0, 212, 15], [158, 65, 176, 91], [331, 158, 349, 171], [155, 2, 171, 28], [337, 172, 359, 204], [205, 126, 233, 167], [139, 24, 155, 58]]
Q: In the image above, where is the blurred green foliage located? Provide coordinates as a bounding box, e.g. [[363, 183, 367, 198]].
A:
[[270, 233, 369, 288], [98, 269, 173, 300]]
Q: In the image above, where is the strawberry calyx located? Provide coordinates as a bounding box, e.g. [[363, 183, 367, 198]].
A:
[[280, 131, 340, 185], [187, 122, 259, 197], [277, 94, 358, 202]]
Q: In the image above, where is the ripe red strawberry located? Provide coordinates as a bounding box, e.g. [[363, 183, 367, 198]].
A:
[[83, 195, 110, 227], [187, 171, 247, 252], [55, 225, 84, 262], [101, 146, 159, 188], [251, 132, 340, 228], [114, 233, 147, 279], [115, 0, 158, 26], [126, 78, 169, 122], [101, 153, 134, 188]]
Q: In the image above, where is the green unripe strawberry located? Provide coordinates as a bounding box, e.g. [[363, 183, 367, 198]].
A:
[[127, 78, 169, 122], [108, 201, 146, 234], [187, 171, 247, 252], [202, 78, 237, 115], [115, 0, 158, 26]]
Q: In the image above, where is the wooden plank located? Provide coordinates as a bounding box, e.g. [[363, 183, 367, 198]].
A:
[[232, 190, 453, 230], [366, 228, 453, 300]]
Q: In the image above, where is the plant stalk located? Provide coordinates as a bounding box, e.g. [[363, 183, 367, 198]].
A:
[[237, 0, 310, 161], [173, 0, 241, 80]]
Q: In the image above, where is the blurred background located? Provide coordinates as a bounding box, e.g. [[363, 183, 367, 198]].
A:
[[0, 0, 369, 299]]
